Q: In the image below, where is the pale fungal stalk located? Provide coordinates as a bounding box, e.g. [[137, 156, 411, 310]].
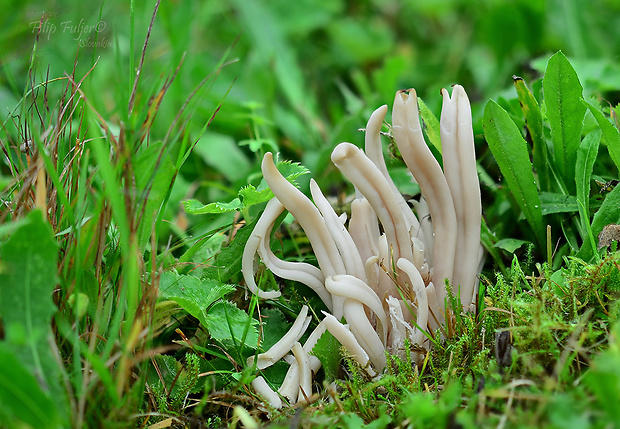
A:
[[243, 85, 484, 408]]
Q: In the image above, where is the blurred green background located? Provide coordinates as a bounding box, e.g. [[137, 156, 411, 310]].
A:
[[2, 0, 620, 232]]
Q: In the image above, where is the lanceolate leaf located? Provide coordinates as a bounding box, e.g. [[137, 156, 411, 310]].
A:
[[575, 129, 601, 255], [483, 100, 545, 248], [514, 76, 549, 191], [585, 99, 620, 176], [134, 143, 177, 249], [202, 216, 263, 283], [543, 51, 586, 193], [539, 192, 579, 215]]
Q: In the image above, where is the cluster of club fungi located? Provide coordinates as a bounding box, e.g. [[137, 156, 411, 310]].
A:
[[242, 85, 483, 408]]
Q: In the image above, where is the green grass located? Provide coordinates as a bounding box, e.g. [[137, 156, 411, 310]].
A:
[[2, 0, 620, 427]]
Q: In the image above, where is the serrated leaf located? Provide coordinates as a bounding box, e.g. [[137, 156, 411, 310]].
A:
[[260, 307, 290, 351], [183, 198, 241, 214], [543, 51, 586, 193], [0, 343, 60, 429], [275, 159, 310, 182], [184, 159, 309, 216], [238, 184, 273, 208], [205, 301, 259, 349], [146, 354, 181, 389], [0, 210, 67, 419], [514, 76, 549, 191], [483, 100, 545, 248], [159, 271, 236, 327], [311, 330, 342, 382]]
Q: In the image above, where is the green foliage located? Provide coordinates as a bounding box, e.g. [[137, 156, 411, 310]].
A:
[[544, 51, 587, 194], [584, 323, 620, 424], [0, 210, 68, 423], [146, 352, 202, 418], [0, 343, 61, 428], [2, 0, 620, 427], [183, 159, 309, 218], [159, 271, 258, 349], [311, 330, 343, 382], [159, 271, 236, 324], [483, 99, 545, 247], [484, 52, 620, 264]]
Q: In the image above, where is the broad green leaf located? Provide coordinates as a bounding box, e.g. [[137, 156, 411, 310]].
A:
[[0, 343, 60, 429], [205, 301, 259, 348], [575, 130, 601, 255], [202, 216, 262, 283], [311, 330, 342, 382], [483, 100, 545, 248], [0, 210, 67, 419], [493, 238, 529, 253], [159, 271, 236, 327], [260, 307, 290, 351], [183, 198, 241, 214], [584, 99, 620, 175], [543, 51, 586, 193], [418, 97, 442, 154], [514, 76, 549, 191], [539, 192, 579, 215]]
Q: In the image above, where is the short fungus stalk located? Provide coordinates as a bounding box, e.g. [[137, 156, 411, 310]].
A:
[[243, 85, 483, 408]]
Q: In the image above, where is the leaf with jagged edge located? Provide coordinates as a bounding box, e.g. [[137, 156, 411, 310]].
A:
[[159, 271, 236, 327], [205, 301, 259, 349], [311, 329, 342, 382], [183, 198, 241, 214], [183, 159, 309, 215]]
